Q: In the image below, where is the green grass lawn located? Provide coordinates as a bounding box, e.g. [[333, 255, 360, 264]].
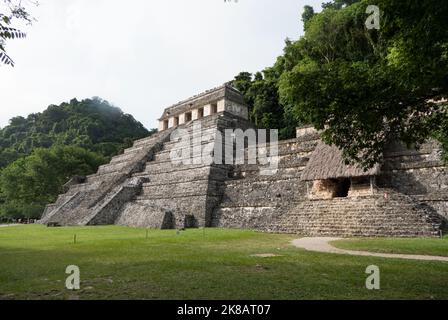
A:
[[0, 225, 447, 300], [331, 237, 448, 257]]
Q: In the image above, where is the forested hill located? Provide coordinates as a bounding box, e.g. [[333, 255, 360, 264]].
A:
[[0, 97, 152, 169], [0, 98, 154, 220]]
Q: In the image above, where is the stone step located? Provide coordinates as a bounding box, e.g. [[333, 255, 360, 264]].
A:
[[143, 154, 210, 167], [220, 179, 307, 205], [157, 128, 317, 157], [140, 179, 222, 198], [132, 135, 161, 148], [280, 219, 432, 226], [242, 146, 315, 159], [86, 171, 122, 183], [130, 196, 209, 219], [157, 126, 219, 146], [154, 144, 216, 162], [66, 182, 99, 195], [282, 226, 435, 231], [123, 145, 146, 154], [230, 164, 306, 178], [142, 160, 227, 175], [276, 225, 436, 232], [213, 183, 443, 237], [275, 220, 438, 229], [144, 167, 227, 184], [52, 194, 74, 208], [120, 133, 165, 154], [110, 151, 139, 164], [123, 137, 168, 154], [97, 161, 131, 175]]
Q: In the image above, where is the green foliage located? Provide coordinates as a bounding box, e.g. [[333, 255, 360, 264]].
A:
[[0, 97, 150, 169], [0, 0, 35, 66], [232, 70, 297, 140], [322, 0, 361, 10], [301, 5, 315, 30], [278, 0, 448, 167], [233, 0, 448, 168], [0, 97, 152, 219], [0, 145, 107, 219], [196, 2, 448, 167], [231, 48, 306, 140]]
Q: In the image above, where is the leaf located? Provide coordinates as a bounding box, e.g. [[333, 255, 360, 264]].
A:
[[0, 26, 26, 40], [0, 50, 15, 67]]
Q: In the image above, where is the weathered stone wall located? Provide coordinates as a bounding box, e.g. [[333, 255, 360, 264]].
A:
[[39, 130, 173, 226], [211, 137, 318, 229], [116, 202, 174, 229], [379, 140, 448, 220], [309, 180, 338, 199], [87, 177, 149, 225], [211, 131, 447, 237], [116, 112, 250, 228], [269, 191, 445, 237], [42, 104, 447, 237]]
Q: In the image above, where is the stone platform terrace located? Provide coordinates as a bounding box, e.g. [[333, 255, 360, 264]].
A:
[[40, 84, 448, 237]]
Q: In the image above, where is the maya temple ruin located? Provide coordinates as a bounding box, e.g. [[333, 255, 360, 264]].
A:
[[39, 84, 448, 237]]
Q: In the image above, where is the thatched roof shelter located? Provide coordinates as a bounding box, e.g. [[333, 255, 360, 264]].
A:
[[301, 142, 380, 181]]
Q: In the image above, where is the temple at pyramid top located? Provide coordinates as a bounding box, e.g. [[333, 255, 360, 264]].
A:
[[158, 84, 249, 131]]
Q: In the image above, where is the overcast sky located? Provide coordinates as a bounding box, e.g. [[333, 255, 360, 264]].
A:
[[0, 0, 322, 129]]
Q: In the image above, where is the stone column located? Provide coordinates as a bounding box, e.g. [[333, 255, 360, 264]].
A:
[[204, 104, 211, 117], [192, 109, 199, 120], [217, 99, 225, 113], [168, 117, 175, 128], [179, 113, 186, 125]]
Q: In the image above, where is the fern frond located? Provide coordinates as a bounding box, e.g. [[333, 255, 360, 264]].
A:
[[0, 25, 26, 40], [0, 50, 15, 67]]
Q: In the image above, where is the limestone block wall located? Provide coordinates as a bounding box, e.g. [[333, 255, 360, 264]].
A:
[[116, 202, 174, 229], [120, 112, 251, 228], [379, 140, 448, 219], [39, 130, 173, 226], [270, 191, 445, 237], [348, 183, 372, 197], [309, 180, 338, 200], [224, 100, 249, 120], [87, 177, 149, 225], [212, 138, 319, 229], [212, 132, 447, 237], [42, 105, 447, 236]]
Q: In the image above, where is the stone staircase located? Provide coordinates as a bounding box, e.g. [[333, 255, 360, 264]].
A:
[[125, 116, 229, 228], [122, 112, 255, 228], [39, 129, 173, 226], [211, 138, 319, 229], [39, 111, 447, 236], [268, 189, 446, 237], [40, 112, 252, 228], [212, 133, 447, 237]]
